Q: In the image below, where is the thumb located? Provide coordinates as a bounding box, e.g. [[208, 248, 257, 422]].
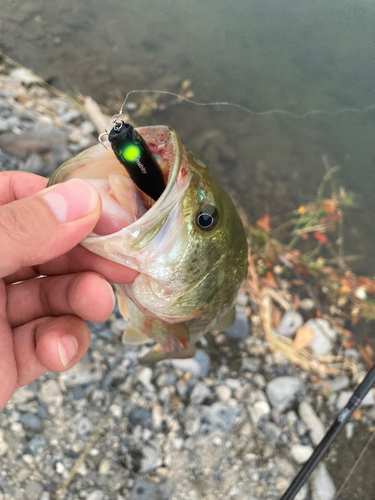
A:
[[0, 179, 102, 277]]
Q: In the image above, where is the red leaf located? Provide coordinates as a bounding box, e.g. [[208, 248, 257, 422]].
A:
[[313, 232, 328, 244]]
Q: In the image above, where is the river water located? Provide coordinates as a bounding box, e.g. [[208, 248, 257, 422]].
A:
[[1, 0, 375, 274]]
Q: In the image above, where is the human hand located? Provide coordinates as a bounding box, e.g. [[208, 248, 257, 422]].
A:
[[0, 171, 138, 410]]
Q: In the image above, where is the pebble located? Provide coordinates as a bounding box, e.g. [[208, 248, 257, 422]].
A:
[[336, 389, 375, 410], [261, 421, 282, 446], [241, 357, 261, 372], [311, 464, 336, 500], [10, 388, 35, 405], [98, 458, 111, 475], [87, 491, 105, 500], [25, 480, 44, 500], [77, 417, 93, 436], [266, 377, 305, 410], [216, 385, 232, 402], [328, 376, 350, 392], [0, 430, 9, 456], [19, 412, 42, 430], [276, 310, 304, 338], [304, 319, 337, 356], [184, 406, 201, 435], [225, 303, 250, 340], [201, 403, 238, 433], [39, 379, 63, 407], [28, 434, 46, 455], [190, 381, 211, 404], [290, 444, 313, 463], [171, 350, 210, 378], [140, 445, 162, 472], [299, 401, 325, 445], [249, 401, 271, 425]]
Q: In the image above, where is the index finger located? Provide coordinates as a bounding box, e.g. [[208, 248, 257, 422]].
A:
[[0, 171, 47, 205]]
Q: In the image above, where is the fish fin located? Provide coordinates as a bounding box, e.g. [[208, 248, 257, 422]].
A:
[[214, 306, 236, 331], [140, 343, 196, 364], [118, 294, 130, 320], [161, 322, 190, 349], [122, 324, 151, 345]]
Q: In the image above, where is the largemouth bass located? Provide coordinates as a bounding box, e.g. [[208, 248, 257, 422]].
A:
[[48, 125, 248, 362]]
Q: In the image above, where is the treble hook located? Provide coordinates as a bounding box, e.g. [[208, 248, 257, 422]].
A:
[[98, 131, 109, 149]]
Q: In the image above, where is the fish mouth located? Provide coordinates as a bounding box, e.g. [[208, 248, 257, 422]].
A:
[[48, 125, 186, 237]]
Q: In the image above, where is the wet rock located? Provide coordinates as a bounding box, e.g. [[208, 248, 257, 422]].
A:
[[276, 311, 304, 338], [266, 376, 305, 410], [299, 401, 325, 446], [311, 463, 336, 500], [171, 350, 210, 378], [25, 480, 44, 500], [129, 406, 153, 428], [19, 412, 42, 430], [290, 444, 313, 464], [39, 380, 63, 407], [304, 319, 338, 356]]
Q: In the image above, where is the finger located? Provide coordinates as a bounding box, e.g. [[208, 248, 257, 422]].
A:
[[0, 171, 47, 205], [13, 315, 90, 388], [4, 244, 139, 285], [0, 178, 102, 278], [0, 281, 17, 410], [7, 272, 116, 328]]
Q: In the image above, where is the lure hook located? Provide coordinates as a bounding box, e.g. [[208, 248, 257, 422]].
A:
[[98, 131, 109, 149]]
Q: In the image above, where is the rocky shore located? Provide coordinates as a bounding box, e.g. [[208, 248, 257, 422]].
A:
[[1, 58, 375, 500]]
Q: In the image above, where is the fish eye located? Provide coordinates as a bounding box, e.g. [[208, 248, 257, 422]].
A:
[[195, 204, 219, 231]]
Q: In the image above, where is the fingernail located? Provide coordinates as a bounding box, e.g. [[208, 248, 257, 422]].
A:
[[58, 334, 78, 367], [42, 179, 99, 222], [102, 279, 116, 309]]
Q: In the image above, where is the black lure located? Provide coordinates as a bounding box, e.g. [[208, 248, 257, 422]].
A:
[[108, 121, 166, 201]]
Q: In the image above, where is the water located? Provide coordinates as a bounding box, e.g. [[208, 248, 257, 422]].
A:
[[1, 0, 375, 274]]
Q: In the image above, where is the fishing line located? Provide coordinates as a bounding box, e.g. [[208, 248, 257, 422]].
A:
[[119, 89, 375, 120]]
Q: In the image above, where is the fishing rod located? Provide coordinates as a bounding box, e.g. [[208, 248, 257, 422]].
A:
[[280, 364, 375, 500]]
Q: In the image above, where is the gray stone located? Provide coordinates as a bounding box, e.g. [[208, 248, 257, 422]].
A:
[[225, 304, 249, 340], [19, 413, 42, 430], [241, 357, 262, 372], [276, 311, 304, 338], [266, 377, 305, 410], [200, 403, 238, 434], [39, 380, 63, 407], [0, 430, 9, 456], [299, 401, 325, 446], [261, 421, 282, 446], [77, 417, 93, 436], [190, 382, 211, 404], [216, 385, 232, 402], [131, 480, 158, 500], [184, 406, 201, 435], [10, 388, 35, 405], [336, 389, 375, 410], [140, 445, 162, 472], [171, 350, 210, 378], [28, 434, 47, 455], [290, 444, 313, 464], [0, 117, 10, 132], [21, 153, 45, 174], [311, 464, 336, 500], [328, 376, 350, 392], [304, 319, 338, 356], [87, 491, 105, 500], [25, 481, 44, 500], [250, 401, 271, 425]]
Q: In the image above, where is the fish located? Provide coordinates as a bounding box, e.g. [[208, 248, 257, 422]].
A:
[[48, 125, 248, 362]]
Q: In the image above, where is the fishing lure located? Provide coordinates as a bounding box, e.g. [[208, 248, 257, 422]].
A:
[[108, 120, 166, 201]]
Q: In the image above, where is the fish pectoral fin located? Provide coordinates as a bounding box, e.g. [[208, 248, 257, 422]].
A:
[[139, 343, 196, 364], [118, 294, 130, 320], [122, 323, 151, 345], [161, 322, 190, 349], [214, 306, 236, 331]]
